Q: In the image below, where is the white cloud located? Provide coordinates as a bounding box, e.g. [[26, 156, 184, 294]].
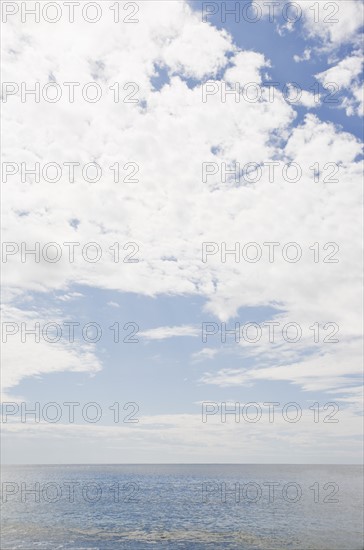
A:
[[191, 347, 219, 362], [264, 0, 364, 49], [316, 53, 363, 89], [297, 0, 364, 49], [316, 53, 364, 116], [201, 339, 362, 393], [293, 48, 311, 63], [58, 292, 84, 302], [285, 84, 320, 108], [140, 325, 199, 340], [224, 51, 269, 85], [1, 305, 102, 398], [256, 0, 363, 60]]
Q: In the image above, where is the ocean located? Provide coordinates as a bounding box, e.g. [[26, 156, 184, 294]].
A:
[[1, 464, 363, 549]]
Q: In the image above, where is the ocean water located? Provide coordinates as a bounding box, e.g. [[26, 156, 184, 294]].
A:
[[1, 464, 363, 550]]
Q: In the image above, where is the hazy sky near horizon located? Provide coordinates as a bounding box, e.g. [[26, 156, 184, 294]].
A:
[[1, 0, 363, 463]]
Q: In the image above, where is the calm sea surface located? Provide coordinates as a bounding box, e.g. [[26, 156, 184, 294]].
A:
[[1, 464, 363, 549]]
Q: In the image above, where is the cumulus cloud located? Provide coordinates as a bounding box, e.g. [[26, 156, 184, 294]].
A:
[[285, 84, 320, 108], [261, 0, 364, 50], [316, 52, 364, 116], [296, 0, 363, 49]]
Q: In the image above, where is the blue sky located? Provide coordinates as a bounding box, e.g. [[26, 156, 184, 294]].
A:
[[2, 0, 363, 463], [10, 287, 318, 415]]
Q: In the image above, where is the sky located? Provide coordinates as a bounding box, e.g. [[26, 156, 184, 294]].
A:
[[1, 0, 363, 464]]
